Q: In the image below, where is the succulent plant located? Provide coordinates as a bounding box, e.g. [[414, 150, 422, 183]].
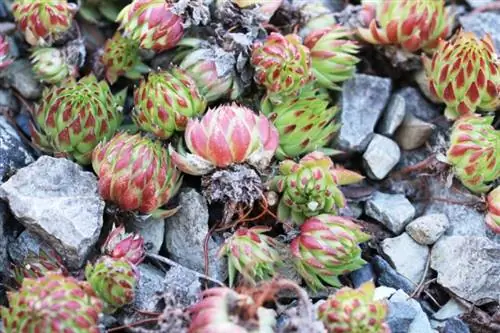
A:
[[30, 74, 124, 165], [1, 272, 103, 332], [101, 32, 150, 84], [169, 103, 279, 176], [11, 0, 78, 46], [133, 67, 207, 139], [0, 35, 13, 70], [260, 85, 340, 159], [290, 214, 371, 291], [486, 186, 500, 234], [101, 224, 145, 265], [92, 132, 183, 217], [12, 248, 68, 286], [303, 25, 360, 90], [85, 256, 137, 314], [219, 226, 282, 287], [30, 46, 79, 84], [317, 281, 390, 333], [116, 0, 184, 53], [188, 287, 276, 333], [357, 0, 453, 53], [80, 0, 129, 24], [422, 30, 500, 120], [251, 33, 313, 103], [295, 1, 336, 38], [230, 0, 283, 22], [446, 115, 499, 194], [270, 151, 364, 225]]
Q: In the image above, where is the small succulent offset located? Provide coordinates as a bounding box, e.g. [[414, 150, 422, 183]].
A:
[[92, 132, 183, 217], [85, 256, 138, 314], [423, 30, 500, 120], [486, 186, 500, 234], [101, 224, 145, 266], [446, 115, 499, 194], [101, 32, 150, 84], [1, 272, 103, 333], [270, 151, 364, 225], [133, 67, 207, 139], [219, 226, 282, 287], [188, 287, 276, 333], [303, 25, 360, 91], [290, 214, 371, 291], [0, 35, 13, 70], [30, 47, 79, 84], [30, 74, 124, 165], [11, 0, 78, 46], [357, 0, 452, 53], [251, 33, 313, 103], [12, 248, 68, 286], [317, 281, 390, 333], [169, 103, 279, 176], [116, 0, 184, 53], [261, 85, 340, 160]]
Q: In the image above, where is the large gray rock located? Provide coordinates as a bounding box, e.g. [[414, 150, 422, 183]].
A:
[[394, 87, 441, 121], [8, 229, 54, 265], [126, 215, 164, 254], [0, 116, 35, 179], [394, 113, 435, 151], [432, 299, 467, 321], [164, 188, 227, 281], [390, 289, 434, 333], [163, 264, 202, 306], [0, 156, 104, 269], [377, 94, 406, 136], [386, 301, 417, 333], [406, 214, 450, 245], [460, 12, 500, 51], [363, 134, 401, 180], [431, 236, 500, 304], [0, 203, 9, 279], [382, 233, 429, 284], [337, 74, 392, 152], [134, 264, 165, 312], [0, 60, 42, 99], [465, 0, 495, 8], [365, 192, 416, 234]]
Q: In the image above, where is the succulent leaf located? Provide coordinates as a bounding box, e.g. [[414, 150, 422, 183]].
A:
[[12, 248, 68, 286], [101, 224, 145, 266], [30, 46, 78, 84], [486, 186, 500, 234], [0, 35, 13, 70]]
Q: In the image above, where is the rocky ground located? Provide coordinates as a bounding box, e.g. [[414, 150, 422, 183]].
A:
[[0, 0, 499, 332]]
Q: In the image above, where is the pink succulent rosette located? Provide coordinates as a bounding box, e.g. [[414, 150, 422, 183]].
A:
[[101, 224, 145, 266], [0, 35, 13, 70]]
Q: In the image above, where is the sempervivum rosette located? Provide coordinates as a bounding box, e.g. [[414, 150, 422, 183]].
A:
[[318, 282, 390, 333], [101, 224, 145, 265], [303, 25, 360, 91], [423, 30, 500, 120], [13, 248, 68, 286], [11, 0, 78, 46], [219, 226, 281, 287], [116, 0, 184, 53], [30, 74, 124, 165], [30, 46, 79, 84], [357, 0, 453, 53], [1, 272, 103, 333], [0, 35, 13, 70], [133, 67, 207, 139], [188, 287, 276, 333], [446, 115, 499, 194], [260, 85, 340, 160], [486, 186, 500, 234], [92, 132, 183, 217], [270, 151, 364, 225], [85, 256, 137, 314], [251, 33, 313, 103], [290, 214, 371, 291]]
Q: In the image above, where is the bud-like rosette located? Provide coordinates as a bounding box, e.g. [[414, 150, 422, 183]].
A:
[[11, 0, 77, 46], [30, 46, 78, 84], [0, 35, 13, 70], [116, 0, 184, 52], [101, 32, 150, 84], [188, 287, 277, 333], [85, 256, 137, 314], [260, 85, 340, 159], [1, 272, 103, 332], [12, 248, 68, 286], [318, 281, 390, 333], [304, 25, 360, 90], [290, 214, 371, 291], [357, 0, 452, 53], [101, 224, 145, 265], [30, 75, 123, 165], [270, 151, 364, 225], [486, 186, 500, 234], [169, 103, 279, 176], [446, 115, 499, 193], [423, 31, 500, 120], [231, 0, 283, 22], [133, 67, 207, 139], [92, 132, 183, 217], [219, 226, 281, 287], [251, 33, 313, 103]]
